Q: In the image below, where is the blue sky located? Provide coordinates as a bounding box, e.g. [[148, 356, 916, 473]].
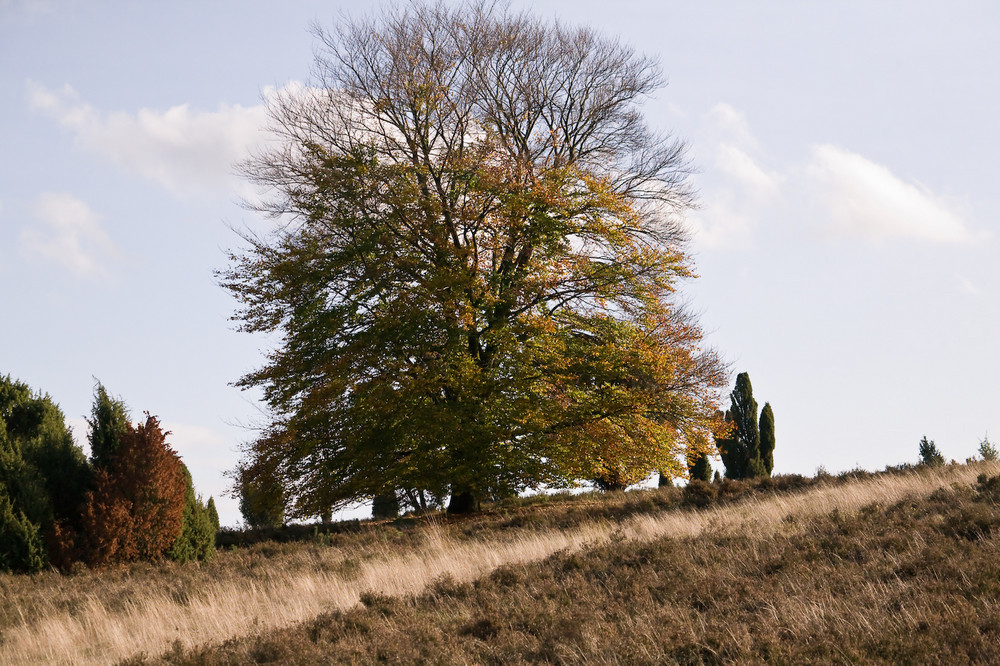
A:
[[2, 0, 998, 526]]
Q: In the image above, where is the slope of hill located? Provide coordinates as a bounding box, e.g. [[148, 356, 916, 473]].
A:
[[2, 464, 998, 664]]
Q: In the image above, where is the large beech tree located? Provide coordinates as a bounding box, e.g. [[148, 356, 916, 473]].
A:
[[224, 0, 727, 515]]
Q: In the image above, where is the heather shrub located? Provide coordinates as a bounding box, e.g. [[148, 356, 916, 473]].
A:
[[682, 479, 716, 507]]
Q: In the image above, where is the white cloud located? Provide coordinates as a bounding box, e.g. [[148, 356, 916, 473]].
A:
[[687, 104, 782, 248], [27, 81, 270, 197], [687, 103, 974, 250], [806, 144, 971, 244], [20, 192, 118, 276]]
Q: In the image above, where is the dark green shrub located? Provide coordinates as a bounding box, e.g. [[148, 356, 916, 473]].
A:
[[0, 376, 91, 569], [206, 497, 220, 532], [688, 452, 712, 483], [0, 490, 46, 573], [236, 465, 286, 529], [168, 465, 217, 563], [87, 382, 129, 470], [919, 436, 945, 467], [979, 437, 998, 462]]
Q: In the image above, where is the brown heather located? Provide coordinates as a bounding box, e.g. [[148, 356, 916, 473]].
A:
[[1, 463, 998, 664]]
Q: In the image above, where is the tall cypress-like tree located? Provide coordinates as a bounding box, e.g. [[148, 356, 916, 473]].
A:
[[759, 402, 775, 475], [719, 373, 761, 479], [717, 373, 776, 479]]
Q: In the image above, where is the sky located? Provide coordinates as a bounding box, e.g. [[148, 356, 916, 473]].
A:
[[2, 0, 998, 527]]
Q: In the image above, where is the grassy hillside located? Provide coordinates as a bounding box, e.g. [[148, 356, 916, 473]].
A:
[[2, 464, 998, 664]]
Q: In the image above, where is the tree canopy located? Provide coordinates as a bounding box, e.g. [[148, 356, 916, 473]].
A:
[[224, 0, 727, 515]]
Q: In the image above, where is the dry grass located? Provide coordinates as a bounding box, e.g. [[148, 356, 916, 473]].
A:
[[1, 463, 994, 665]]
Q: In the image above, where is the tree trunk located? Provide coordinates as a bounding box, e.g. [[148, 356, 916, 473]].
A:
[[447, 490, 477, 514]]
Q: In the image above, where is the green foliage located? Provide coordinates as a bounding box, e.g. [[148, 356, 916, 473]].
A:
[[688, 452, 712, 483], [718, 373, 771, 479], [919, 436, 945, 467], [979, 436, 998, 462], [0, 375, 91, 569], [236, 464, 285, 529], [759, 402, 775, 475], [80, 415, 187, 566], [169, 466, 217, 563], [206, 497, 220, 532], [746, 456, 769, 479], [87, 382, 130, 470], [223, 2, 727, 515], [0, 490, 46, 573]]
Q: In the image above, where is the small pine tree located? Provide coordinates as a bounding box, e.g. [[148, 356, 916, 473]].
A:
[[168, 465, 216, 563], [979, 436, 998, 462], [87, 382, 129, 470], [918, 435, 945, 467], [206, 497, 220, 532], [689, 452, 712, 483], [759, 402, 775, 475], [0, 491, 46, 573]]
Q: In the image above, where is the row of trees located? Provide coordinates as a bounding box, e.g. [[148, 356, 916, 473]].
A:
[[224, 1, 729, 518], [0, 376, 217, 573]]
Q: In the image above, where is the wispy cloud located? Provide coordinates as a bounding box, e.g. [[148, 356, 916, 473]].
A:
[[688, 103, 974, 250], [26, 81, 270, 197], [687, 103, 782, 248], [20, 192, 118, 276], [805, 144, 971, 244]]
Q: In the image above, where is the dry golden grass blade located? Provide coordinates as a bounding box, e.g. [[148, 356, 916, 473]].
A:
[[1, 463, 993, 665]]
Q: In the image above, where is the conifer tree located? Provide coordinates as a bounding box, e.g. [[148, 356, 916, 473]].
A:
[[978, 436, 998, 462], [759, 402, 775, 475], [918, 436, 945, 467], [0, 491, 45, 573], [206, 497, 220, 532], [81, 415, 186, 566], [689, 452, 712, 483], [719, 373, 762, 479], [0, 376, 90, 569], [168, 465, 217, 563], [236, 464, 285, 529], [87, 382, 129, 470]]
